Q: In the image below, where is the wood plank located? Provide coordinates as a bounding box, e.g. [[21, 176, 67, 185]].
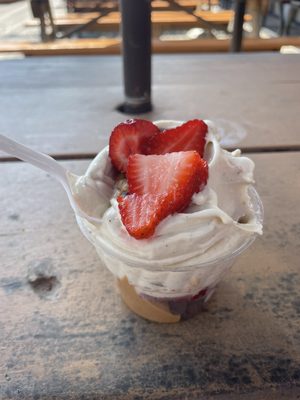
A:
[[154, 36, 300, 52], [70, 0, 196, 12], [71, 0, 214, 12], [25, 9, 250, 31], [0, 152, 299, 398], [0, 54, 299, 159], [1, 37, 300, 56], [59, 9, 240, 22], [0, 38, 121, 55]]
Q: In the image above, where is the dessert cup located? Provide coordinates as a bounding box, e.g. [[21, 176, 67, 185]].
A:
[[77, 182, 263, 323], [75, 119, 263, 323], [116, 189, 262, 323]]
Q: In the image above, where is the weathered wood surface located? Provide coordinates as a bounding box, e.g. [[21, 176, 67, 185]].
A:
[[0, 152, 299, 399], [0, 54, 300, 161], [1, 36, 300, 56]]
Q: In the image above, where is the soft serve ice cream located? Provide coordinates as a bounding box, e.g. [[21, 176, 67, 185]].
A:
[[76, 119, 263, 322]]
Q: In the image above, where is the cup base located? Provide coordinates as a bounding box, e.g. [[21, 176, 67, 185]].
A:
[[117, 278, 213, 323], [117, 278, 180, 323]]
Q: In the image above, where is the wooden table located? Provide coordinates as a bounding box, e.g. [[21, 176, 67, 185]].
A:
[[0, 54, 300, 399], [0, 54, 299, 160]]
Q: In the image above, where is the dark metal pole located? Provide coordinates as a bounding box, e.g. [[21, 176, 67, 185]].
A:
[[230, 0, 247, 52], [119, 0, 152, 114]]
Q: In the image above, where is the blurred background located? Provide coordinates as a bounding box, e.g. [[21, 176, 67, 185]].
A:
[[0, 0, 300, 56]]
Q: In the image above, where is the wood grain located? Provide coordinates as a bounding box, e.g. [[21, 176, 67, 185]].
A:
[[25, 9, 247, 31], [0, 54, 299, 161], [1, 37, 300, 56], [71, 0, 217, 12], [0, 153, 299, 398]]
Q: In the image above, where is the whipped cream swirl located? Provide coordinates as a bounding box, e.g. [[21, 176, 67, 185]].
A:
[[77, 121, 262, 276]]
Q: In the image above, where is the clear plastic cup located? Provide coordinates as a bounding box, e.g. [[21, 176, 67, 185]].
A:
[[75, 119, 263, 323], [76, 186, 263, 323]]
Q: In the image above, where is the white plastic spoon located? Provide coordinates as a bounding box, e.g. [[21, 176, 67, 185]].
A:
[[0, 134, 104, 224]]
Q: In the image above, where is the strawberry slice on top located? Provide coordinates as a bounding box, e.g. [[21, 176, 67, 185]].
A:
[[144, 119, 208, 157], [127, 151, 208, 213], [118, 193, 169, 239], [109, 119, 160, 173], [118, 151, 208, 239]]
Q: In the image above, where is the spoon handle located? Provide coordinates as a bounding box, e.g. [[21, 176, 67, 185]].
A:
[[0, 134, 67, 184], [0, 133, 102, 223]]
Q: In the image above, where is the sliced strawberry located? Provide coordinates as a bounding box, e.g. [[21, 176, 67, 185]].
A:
[[119, 152, 208, 239], [118, 193, 169, 239], [127, 151, 208, 213], [144, 119, 208, 157], [109, 119, 160, 173]]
